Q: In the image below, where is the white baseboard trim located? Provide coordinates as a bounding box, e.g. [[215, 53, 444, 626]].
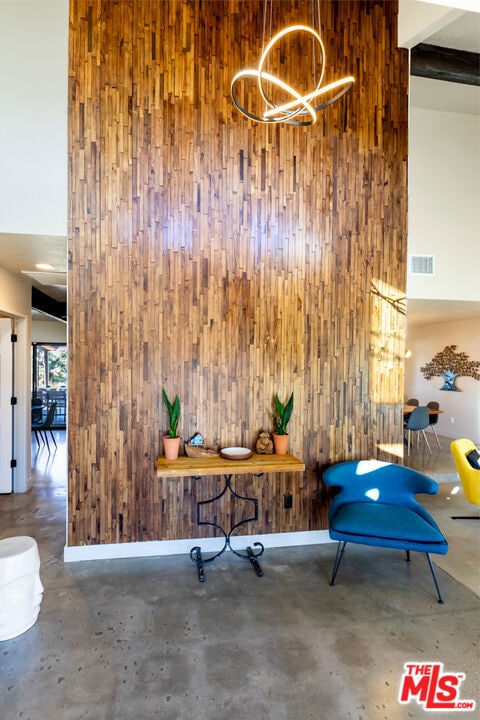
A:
[[64, 530, 332, 563]]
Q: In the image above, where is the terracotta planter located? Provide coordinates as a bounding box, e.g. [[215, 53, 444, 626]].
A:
[[163, 435, 181, 460], [272, 433, 289, 455]]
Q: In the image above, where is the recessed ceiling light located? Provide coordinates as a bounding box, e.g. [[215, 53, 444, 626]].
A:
[[35, 263, 55, 270]]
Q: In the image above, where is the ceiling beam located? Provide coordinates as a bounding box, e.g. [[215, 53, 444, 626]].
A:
[[32, 287, 67, 322], [411, 44, 480, 86]]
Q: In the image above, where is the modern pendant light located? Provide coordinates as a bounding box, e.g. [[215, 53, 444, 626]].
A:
[[231, 0, 354, 126]]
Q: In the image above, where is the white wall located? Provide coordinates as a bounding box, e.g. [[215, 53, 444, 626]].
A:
[[0, 267, 31, 318], [0, 0, 68, 493], [408, 105, 480, 301], [32, 320, 67, 344], [406, 92, 480, 445], [0, 0, 68, 236], [405, 316, 480, 444], [0, 267, 32, 492]]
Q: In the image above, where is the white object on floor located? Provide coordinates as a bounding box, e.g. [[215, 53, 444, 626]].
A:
[[0, 536, 43, 641]]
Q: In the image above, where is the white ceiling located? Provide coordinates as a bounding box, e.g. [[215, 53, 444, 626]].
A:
[[0, 5, 478, 328], [0, 233, 67, 303], [410, 9, 480, 115], [407, 299, 480, 327], [426, 10, 480, 53]]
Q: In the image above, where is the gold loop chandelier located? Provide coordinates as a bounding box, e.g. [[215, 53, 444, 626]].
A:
[[231, 1, 355, 126]]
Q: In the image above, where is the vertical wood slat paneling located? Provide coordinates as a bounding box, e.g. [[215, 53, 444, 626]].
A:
[[68, 0, 408, 547]]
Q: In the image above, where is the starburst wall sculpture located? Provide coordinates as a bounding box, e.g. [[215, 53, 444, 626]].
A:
[[420, 345, 480, 391]]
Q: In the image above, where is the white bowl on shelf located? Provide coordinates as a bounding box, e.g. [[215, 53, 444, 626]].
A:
[[220, 447, 252, 461]]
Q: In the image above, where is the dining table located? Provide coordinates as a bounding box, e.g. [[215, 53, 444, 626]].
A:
[[403, 404, 443, 415]]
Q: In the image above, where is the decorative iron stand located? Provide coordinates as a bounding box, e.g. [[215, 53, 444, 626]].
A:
[[190, 473, 265, 582]]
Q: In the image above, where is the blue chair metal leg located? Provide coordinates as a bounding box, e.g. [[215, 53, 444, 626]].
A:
[[426, 552, 444, 604], [33, 429, 45, 447], [331, 545, 443, 603], [330, 541, 347, 586]]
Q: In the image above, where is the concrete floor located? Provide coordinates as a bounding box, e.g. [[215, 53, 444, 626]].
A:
[[0, 431, 478, 720]]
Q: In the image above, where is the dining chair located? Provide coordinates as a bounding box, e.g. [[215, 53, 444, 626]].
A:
[[406, 398, 419, 407], [32, 402, 57, 452], [426, 401, 442, 448], [47, 389, 67, 426], [404, 406, 432, 456], [31, 397, 43, 424]]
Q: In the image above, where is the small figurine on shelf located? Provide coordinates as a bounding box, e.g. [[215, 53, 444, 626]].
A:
[[184, 432, 220, 458], [256, 432, 273, 455]]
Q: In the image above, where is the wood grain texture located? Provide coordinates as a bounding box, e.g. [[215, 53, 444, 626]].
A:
[[68, 0, 408, 547], [157, 453, 305, 478]]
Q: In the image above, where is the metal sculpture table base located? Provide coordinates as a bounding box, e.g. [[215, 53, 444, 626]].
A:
[[156, 453, 305, 583], [190, 473, 264, 582]]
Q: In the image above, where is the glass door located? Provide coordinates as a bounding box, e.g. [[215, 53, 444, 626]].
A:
[[32, 343, 67, 428]]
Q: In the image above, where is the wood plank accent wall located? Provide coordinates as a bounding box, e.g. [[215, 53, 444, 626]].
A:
[[68, 0, 409, 547]]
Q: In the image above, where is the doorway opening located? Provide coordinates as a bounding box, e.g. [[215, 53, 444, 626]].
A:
[[32, 343, 67, 429]]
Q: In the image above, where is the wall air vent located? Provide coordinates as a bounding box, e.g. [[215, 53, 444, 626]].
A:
[[410, 255, 434, 276]]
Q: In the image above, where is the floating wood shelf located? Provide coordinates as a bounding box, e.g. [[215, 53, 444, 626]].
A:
[[157, 453, 305, 478]]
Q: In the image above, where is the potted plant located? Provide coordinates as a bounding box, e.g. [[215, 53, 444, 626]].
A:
[[162, 388, 181, 460], [272, 391, 294, 454]]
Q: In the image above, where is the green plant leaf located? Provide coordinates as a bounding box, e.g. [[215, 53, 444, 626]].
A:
[[274, 392, 294, 434], [275, 393, 284, 419], [161, 387, 171, 412], [283, 392, 294, 427], [162, 388, 180, 438]]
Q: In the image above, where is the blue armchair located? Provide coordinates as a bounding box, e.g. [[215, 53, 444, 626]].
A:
[[322, 460, 448, 603]]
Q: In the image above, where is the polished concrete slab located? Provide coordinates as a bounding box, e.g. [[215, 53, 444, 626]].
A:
[[403, 427, 458, 478], [0, 431, 478, 720]]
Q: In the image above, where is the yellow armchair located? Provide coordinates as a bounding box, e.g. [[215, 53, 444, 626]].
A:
[[450, 438, 480, 519]]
